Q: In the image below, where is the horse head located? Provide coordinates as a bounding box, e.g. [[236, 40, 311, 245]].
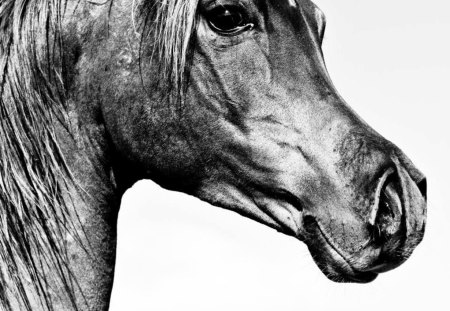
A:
[[92, 0, 427, 283], [0, 1, 428, 309]]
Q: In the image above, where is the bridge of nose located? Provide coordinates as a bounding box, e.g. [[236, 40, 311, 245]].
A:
[[265, 1, 327, 83], [263, 3, 383, 154]]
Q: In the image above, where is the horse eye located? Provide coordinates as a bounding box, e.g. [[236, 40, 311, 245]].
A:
[[206, 6, 252, 34]]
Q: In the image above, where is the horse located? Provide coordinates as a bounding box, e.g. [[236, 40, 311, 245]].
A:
[[0, 0, 427, 310]]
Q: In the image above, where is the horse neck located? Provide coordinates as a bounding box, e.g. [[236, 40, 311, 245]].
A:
[[52, 100, 122, 310], [52, 3, 144, 307]]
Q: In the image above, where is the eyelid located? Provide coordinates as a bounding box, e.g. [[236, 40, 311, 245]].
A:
[[208, 22, 254, 36], [202, 0, 246, 12], [201, 0, 251, 20]]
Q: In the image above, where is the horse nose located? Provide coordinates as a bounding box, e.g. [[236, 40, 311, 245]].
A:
[[368, 165, 427, 247], [368, 168, 403, 245], [354, 157, 427, 274]]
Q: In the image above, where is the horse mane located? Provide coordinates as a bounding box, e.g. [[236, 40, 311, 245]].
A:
[[0, 0, 198, 310], [140, 0, 198, 104]]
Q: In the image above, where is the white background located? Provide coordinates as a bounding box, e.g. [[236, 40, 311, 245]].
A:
[[110, 0, 450, 310]]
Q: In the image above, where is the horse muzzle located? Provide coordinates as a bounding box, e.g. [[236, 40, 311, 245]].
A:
[[300, 157, 427, 283]]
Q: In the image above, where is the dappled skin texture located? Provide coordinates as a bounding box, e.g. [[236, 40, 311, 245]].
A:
[[36, 0, 426, 309]]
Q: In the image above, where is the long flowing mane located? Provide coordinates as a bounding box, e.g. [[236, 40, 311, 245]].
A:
[[0, 0, 197, 310]]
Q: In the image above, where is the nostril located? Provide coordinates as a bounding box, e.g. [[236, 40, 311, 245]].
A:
[[303, 215, 315, 226], [417, 178, 427, 201], [379, 174, 402, 218], [302, 215, 317, 231], [370, 168, 403, 245], [378, 181, 395, 219], [376, 177, 402, 233]]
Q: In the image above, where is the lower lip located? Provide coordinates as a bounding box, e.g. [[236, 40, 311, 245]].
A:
[[312, 220, 379, 283], [344, 271, 378, 283]]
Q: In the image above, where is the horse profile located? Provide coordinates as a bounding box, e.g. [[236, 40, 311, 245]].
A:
[[0, 0, 427, 310]]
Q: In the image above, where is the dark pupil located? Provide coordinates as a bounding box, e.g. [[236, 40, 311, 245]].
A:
[[210, 8, 245, 32]]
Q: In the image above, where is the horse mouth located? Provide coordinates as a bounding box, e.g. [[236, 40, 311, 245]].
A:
[[304, 216, 379, 283]]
